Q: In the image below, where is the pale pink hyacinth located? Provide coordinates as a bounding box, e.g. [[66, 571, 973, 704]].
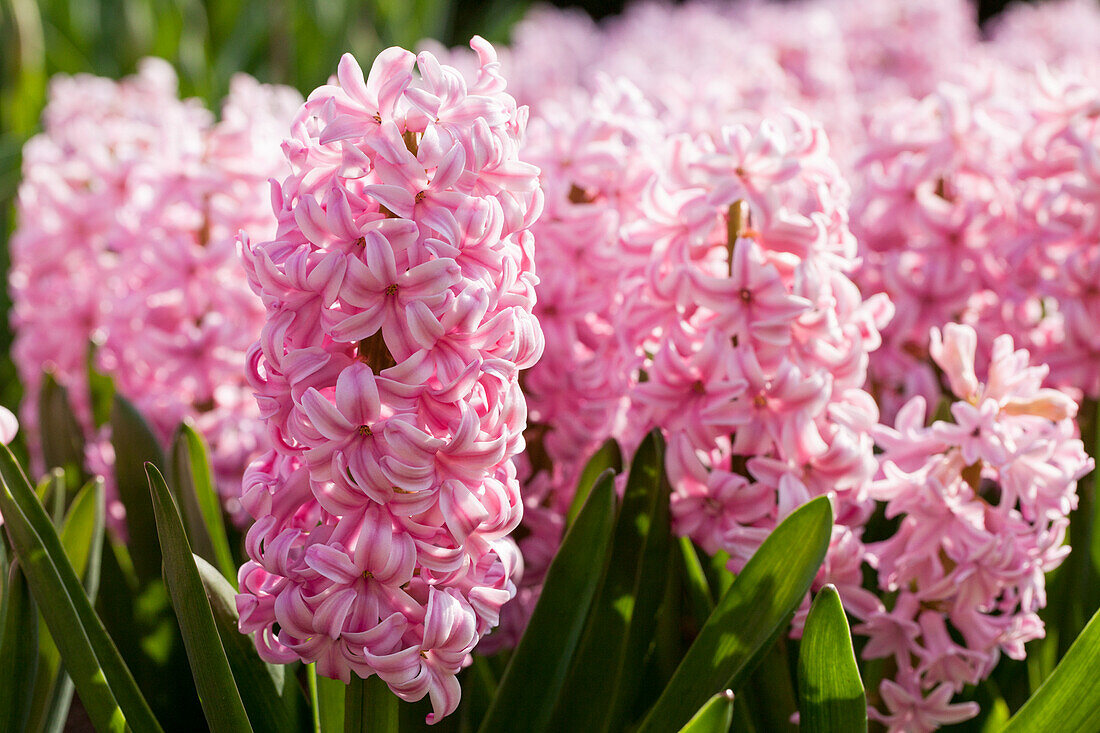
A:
[[429, 1, 1100, 728], [505, 63, 891, 645], [863, 323, 1091, 731], [10, 60, 300, 522], [852, 62, 1100, 411], [235, 39, 542, 722], [988, 0, 1100, 79], [617, 111, 890, 630]]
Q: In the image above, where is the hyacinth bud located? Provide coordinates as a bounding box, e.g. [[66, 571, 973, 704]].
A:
[[235, 38, 542, 723]]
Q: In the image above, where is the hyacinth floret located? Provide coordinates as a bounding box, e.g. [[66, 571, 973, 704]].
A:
[[236, 38, 542, 723], [863, 323, 1091, 731]]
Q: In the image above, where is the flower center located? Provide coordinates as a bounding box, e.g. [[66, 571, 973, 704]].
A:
[[357, 424, 373, 437]]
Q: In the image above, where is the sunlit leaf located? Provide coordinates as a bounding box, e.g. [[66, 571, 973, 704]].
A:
[[636, 497, 833, 733], [565, 439, 622, 527], [168, 424, 235, 583], [194, 553, 304, 733], [797, 585, 866, 733], [1004, 606, 1100, 733], [678, 691, 734, 733], [145, 464, 252, 732]]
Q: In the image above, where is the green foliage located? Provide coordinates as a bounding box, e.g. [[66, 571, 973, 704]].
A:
[[797, 585, 867, 733], [478, 468, 618, 733], [549, 429, 671, 733], [33, 477, 108, 733], [565, 438, 622, 527], [1003, 607, 1100, 732], [195, 554, 305, 732], [345, 674, 398, 733], [37, 375, 85, 489], [678, 691, 735, 733], [0, 442, 161, 732], [0, 560, 38, 731], [636, 496, 834, 733], [168, 424, 236, 583], [146, 463, 252, 731]]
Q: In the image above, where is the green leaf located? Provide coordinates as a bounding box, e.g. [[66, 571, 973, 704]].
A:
[[565, 439, 622, 526], [38, 478, 108, 733], [87, 342, 116, 429], [194, 553, 304, 733], [145, 463, 252, 732], [678, 691, 734, 733], [312, 668, 346, 733], [345, 674, 396, 733], [45, 468, 66, 526], [168, 423, 236, 583], [706, 549, 734, 600], [111, 392, 166, 584], [797, 585, 866, 733], [38, 372, 86, 481], [478, 469, 618, 733], [636, 496, 833, 733], [681, 537, 716, 622], [1004, 606, 1100, 732], [0, 443, 162, 733], [549, 430, 672, 733], [0, 561, 38, 731], [59, 477, 106, 583]]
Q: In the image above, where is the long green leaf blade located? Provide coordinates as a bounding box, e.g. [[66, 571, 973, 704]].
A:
[[565, 438, 622, 526], [38, 372, 85, 480], [679, 691, 735, 733], [314, 669, 346, 733], [0, 561, 38, 731], [550, 430, 672, 733], [145, 463, 252, 732], [41, 478, 108, 733], [0, 444, 161, 730], [169, 424, 236, 583], [637, 496, 833, 733], [478, 469, 618, 733], [681, 537, 716, 622], [797, 585, 866, 733], [1003, 606, 1100, 732], [0, 450, 156, 732], [194, 553, 303, 733], [345, 674, 397, 733], [111, 393, 166, 584]]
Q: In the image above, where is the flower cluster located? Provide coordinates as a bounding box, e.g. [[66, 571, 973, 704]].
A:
[[468, 0, 1100, 727], [505, 56, 891, 652], [852, 63, 1100, 413], [10, 60, 299, 521], [234, 39, 543, 722], [864, 323, 1091, 730]]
